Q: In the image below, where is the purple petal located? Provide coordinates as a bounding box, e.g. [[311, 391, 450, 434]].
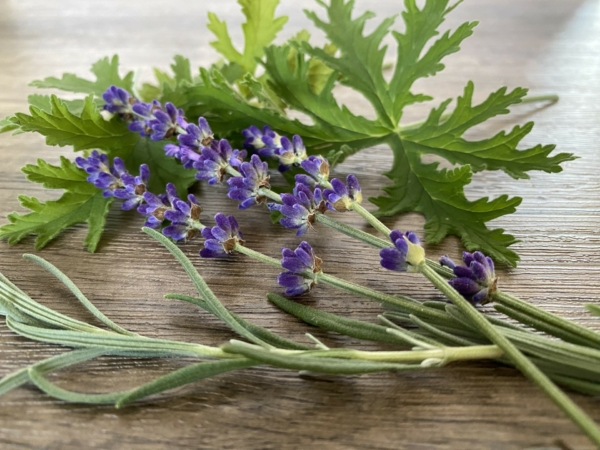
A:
[[462, 251, 475, 266], [162, 224, 188, 241], [472, 289, 489, 304], [281, 256, 307, 274], [393, 237, 409, 255], [470, 261, 489, 282], [448, 278, 481, 296], [405, 231, 420, 245], [453, 266, 477, 280], [380, 248, 407, 272], [330, 178, 348, 197], [439, 255, 456, 269]]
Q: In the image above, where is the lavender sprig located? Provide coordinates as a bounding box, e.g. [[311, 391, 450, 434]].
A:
[[227, 155, 271, 209], [440, 252, 497, 304], [200, 213, 244, 258], [98, 90, 600, 358], [267, 183, 326, 236], [75, 152, 148, 210], [277, 242, 323, 296]]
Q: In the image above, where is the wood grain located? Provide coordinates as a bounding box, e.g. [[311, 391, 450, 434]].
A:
[[1, 0, 600, 448]]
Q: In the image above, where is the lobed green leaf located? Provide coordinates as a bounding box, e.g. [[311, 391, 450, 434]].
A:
[[29, 55, 134, 95]]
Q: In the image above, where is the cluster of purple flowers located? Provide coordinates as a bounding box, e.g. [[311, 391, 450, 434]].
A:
[[165, 118, 217, 169], [322, 174, 362, 212], [277, 241, 322, 296], [75, 151, 148, 211], [105, 86, 501, 303], [268, 184, 325, 236], [103, 86, 187, 141], [242, 126, 307, 172], [200, 213, 244, 258], [76, 151, 205, 242], [139, 183, 204, 241], [227, 155, 271, 209], [104, 86, 242, 184], [440, 251, 497, 304], [193, 139, 247, 185], [295, 155, 330, 188], [379, 231, 423, 273]]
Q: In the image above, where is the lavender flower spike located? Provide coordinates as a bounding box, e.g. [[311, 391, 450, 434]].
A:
[[227, 154, 270, 209], [102, 86, 136, 116], [380, 231, 425, 273], [162, 194, 204, 241], [268, 183, 326, 236], [194, 139, 242, 185], [277, 241, 323, 296], [178, 117, 214, 150], [200, 213, 244, 258], [112, 159, 149, 210], [75, 150, 117, 196], [147, 102, 187, 141], [75, 152, 149, 209], [242, 125, 280, 152], [323, 174, 362, 212], [297, 155, 330, 187], [440, 251, 498, 304], [137, 183, 176, 228], [273, 135, 308, 171]]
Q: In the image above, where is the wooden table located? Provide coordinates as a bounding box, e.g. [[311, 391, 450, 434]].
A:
[[1, 0, 600, 448]]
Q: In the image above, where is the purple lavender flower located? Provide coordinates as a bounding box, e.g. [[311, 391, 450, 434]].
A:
[[193, 139, 240, 185], [124, 100, 188, 140], [126, 100, 161, 137], [102, 86, 136, 116], [75, 151, 117, 195], [131, 100, 159, 120], [242, 127, 308, 171], [242, 125, 280, 152], [178, 117, 214, 150], [230, 149, 248, 169], [227, 154, 270, 209], [272, 135, 307, 172], [440, 251, 497, 304], [277, 241, 323, 296], [162, 194, 203, 241], [138, 191, 170, 228], [112, 160, 149, 210], [137, 183, 204, 240], [322, 174, 362, 212], [146, 102, 187, 141], [297, 155, 330, 187], [200, 213, 244, 258], [268, 183, 325, 236], [75, 152, 149, 208], [380, 230, 425, 272]]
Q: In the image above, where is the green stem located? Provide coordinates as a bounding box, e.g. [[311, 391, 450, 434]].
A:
[[314, 272, 450, 324], [234, 244, 282, 268], [225, 166, 242, 177], [493, 291, 600, 348], [494, 303, 600, 348], [234, 243, 452, 324], [314, 213, 391, 249], [258, 187, 282, 203], [519, 94, 559, 104], [350, 202, 391, 238], [143, 228, 272, 348], [419, 264, 600, 446], [269, 344, 503, 364]]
